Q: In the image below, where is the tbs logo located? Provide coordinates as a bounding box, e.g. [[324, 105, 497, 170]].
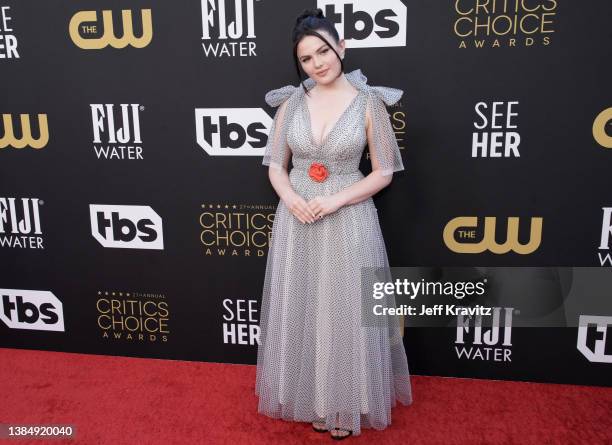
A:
[[318, 0, 407, 48], [89, 204, 164, 249], [195, 108, 269, 156], [0, 289, 64, 332]]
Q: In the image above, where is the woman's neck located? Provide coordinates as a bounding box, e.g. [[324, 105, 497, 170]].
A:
[[311, 71, 351, 94]]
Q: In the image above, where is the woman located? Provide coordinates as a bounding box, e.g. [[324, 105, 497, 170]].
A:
[[255, 8, 413, 440]]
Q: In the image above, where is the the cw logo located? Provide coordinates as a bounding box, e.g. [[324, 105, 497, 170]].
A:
[[593, 108, 612, 148], [443, 216, 543, 254], [69, 9, 153, 49], [0, 114, 49, 149]]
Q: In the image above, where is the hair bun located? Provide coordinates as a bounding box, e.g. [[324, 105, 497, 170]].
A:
[[296, 8, 324, 25]]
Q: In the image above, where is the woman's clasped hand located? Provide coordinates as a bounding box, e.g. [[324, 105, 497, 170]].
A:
[[282, 192, 344, 224]]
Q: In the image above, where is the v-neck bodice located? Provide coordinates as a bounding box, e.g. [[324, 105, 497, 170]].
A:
[[288, 88, 368, 175], [262, 68, 405, 179], [303, 89, 363, 148]]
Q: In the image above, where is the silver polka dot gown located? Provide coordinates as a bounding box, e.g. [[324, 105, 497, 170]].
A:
[[255, 69, 413, 436]]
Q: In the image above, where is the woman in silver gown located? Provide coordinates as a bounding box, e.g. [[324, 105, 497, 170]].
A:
[[255, 9, 412, 440]]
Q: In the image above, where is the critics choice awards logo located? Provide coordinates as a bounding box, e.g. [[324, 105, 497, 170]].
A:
[[199, 203, 274, 257], [390, 102, 406, 148], [96, 290, 170, 343], [364, 100, 406, 162], [453, 0, 557, 48]]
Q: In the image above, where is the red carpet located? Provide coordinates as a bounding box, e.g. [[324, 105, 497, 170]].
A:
[[0, 348, 610, 445]]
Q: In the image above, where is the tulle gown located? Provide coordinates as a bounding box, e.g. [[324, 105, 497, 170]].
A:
[[255, 69, 412, 436]]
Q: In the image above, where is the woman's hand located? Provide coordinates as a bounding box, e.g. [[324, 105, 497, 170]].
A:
[[307, 194, 345, 220], [281, 191, 316, 224]]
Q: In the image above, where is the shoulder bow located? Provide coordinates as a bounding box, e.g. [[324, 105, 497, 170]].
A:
[[264, 68, 403, 107], [264, 85, 300, 107], [345, 69, 403, 106]]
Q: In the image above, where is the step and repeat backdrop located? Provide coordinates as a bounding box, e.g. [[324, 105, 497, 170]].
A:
[[1, 1, 611, 387]]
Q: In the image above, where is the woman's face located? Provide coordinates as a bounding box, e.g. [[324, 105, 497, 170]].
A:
[[296, 30, 345, 85]]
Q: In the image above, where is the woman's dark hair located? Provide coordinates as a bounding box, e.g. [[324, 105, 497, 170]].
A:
[[292, 8, 344, 94]]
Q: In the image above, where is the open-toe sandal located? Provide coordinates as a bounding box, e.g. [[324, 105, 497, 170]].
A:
[[330, 427, 353, 440], [312, 421, 328, 433]]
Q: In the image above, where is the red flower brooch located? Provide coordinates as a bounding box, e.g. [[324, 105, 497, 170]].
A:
[[308, 162, 328, 182]]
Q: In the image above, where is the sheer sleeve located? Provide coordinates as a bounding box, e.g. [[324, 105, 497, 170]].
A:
[[262, 86, 297, 172], [365, 86, 405, 176]]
